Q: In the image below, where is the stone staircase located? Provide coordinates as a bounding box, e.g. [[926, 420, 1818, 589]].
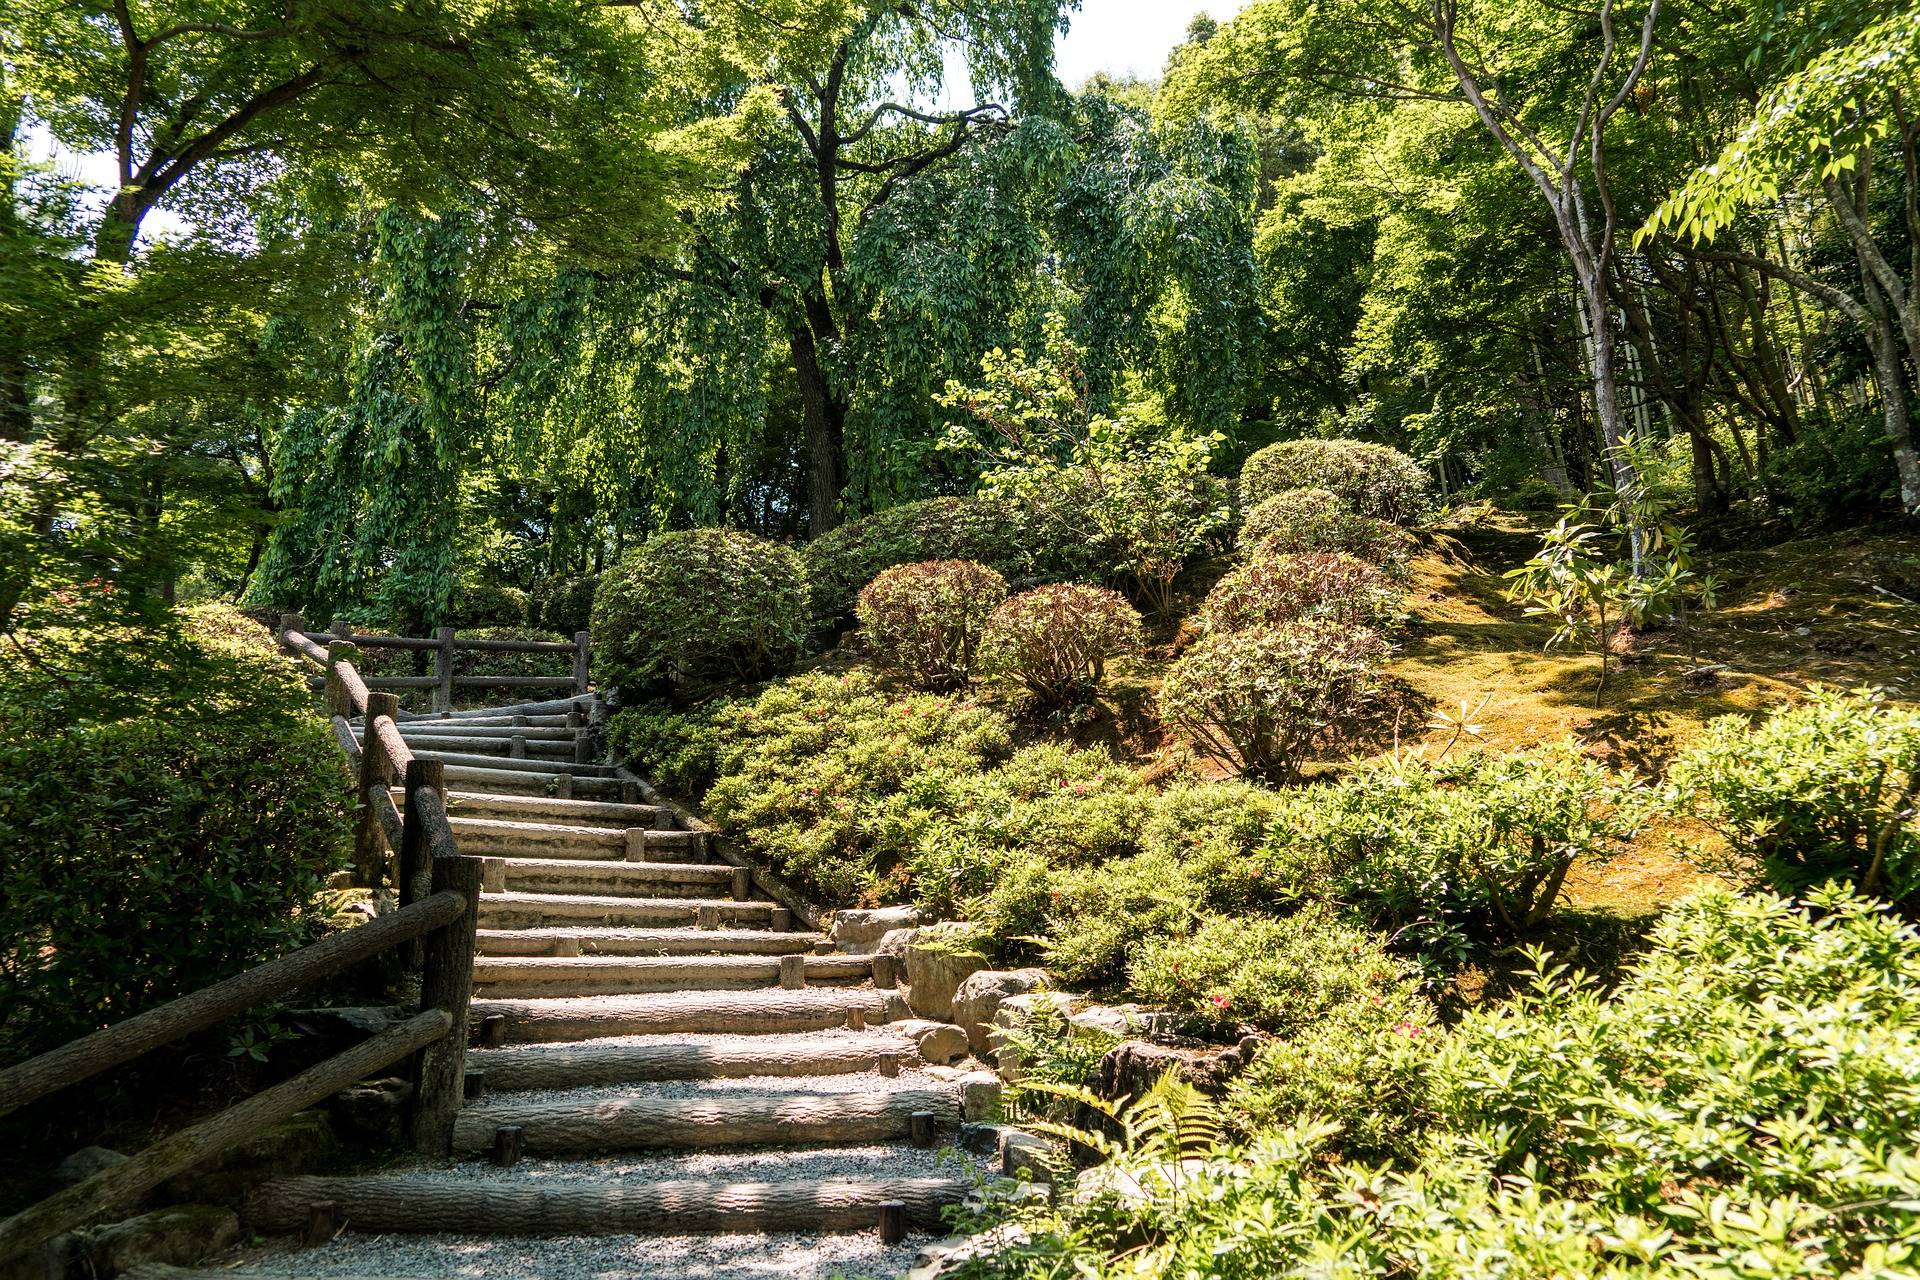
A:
[[166, 697, 986, 1277]]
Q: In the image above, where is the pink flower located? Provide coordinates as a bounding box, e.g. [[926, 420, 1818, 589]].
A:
[[1210, 993, 1232, 1011], [1391, 1021, 1425, 1038]]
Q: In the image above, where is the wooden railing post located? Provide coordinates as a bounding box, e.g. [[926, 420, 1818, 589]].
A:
[[411, 854, 482, 1155], [323, 639, 359, 719], [399, 757, 444, 974], [572, 630, 590, 697], [329, 618, 352, 643], [281, 611, 307, 644], [433, 626, 456, 715], [354, 691, 400, 887]]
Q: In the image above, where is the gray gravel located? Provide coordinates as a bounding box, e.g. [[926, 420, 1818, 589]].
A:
[[464, 1069, 956, 1108], [433, 1141, 986, 1184], [209, 1230, 936, 1279]]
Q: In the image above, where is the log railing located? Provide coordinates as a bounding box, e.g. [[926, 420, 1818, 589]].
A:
[[287, 614, 591, 715], [0, 614, 488, 1265]]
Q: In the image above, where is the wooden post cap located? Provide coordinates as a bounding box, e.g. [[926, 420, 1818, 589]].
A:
[[479, 1013, 508, 1048], [778, 954, 807, 990], [464, 1070, 486, 1101], [304, 1199, 339, 1245], [876, 1200, 906, 1244], [730, 867, 751, 902], [492, 1124, 525, 1168], [909, 1110, 936, 1148], [769, 907, 792, 933]]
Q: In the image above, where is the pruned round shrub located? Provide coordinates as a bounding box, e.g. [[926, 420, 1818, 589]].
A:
[[1160, 619, 1389, 782], [532, 573, 600, 634], [982, 583, 1142, 706], [0, 604, 350, 1060], [1239, 439, 1432, 524], [1197, 552, 1404, 635], [856, 560, 1009, 691], [593, 529, 808, 696], [1239, 489, 1415, 566], [803, 497, 1023, 630], [1667, 687, 1920, 904], [449, 579, 530, 629]]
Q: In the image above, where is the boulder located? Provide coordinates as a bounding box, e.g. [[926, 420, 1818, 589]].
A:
[[1067, 1004, 1178, 1043], [84, 1205, 239, 1276], [893, 1018, 970, 1066], [327, 1076, 414, 1148], [957, 1070, 1003, 1122], [1091, 1037, 1263, 1102], [952, 968, 1050, 1057], [903, 924, 988, 1021], [909, 1226, 1033, 1280], [999, 1129, 1057, 1184], [827, 906, 922, 953], [0, 1234, 74, 1280], [52, 1146, 130, 1189], [874, 926, 919, 959]]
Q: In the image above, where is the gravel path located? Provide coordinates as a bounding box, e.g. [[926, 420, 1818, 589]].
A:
[[208, 1231, 936, 1279], [432, 1140, 987, 1184]]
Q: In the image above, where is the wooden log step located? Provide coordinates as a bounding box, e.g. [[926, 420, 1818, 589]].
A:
[[450, 1083, 961, 1154], [441, 765, 620, 798], [244, 1170, 966, 1236], [471, 953, 873, 998], [493, 857, 731, 900], [396, 695, 594, 722], [408, 749, 616, 777], [470, 987, 911, 1041], [477, 892, 774, 931], [438, 790, 665, 828], [467, 1031, 920, 1089], [448, 818, 703, 861], [475, 927, 821, 958]]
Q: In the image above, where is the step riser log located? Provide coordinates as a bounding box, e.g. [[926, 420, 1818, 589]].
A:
[[466, 1035, 919, 1089], [474, 929, 820, 958], [450, 1090, 960, 1154], [477, 895, 772, 931], [470, 990, 910, 1042], [472, 957, 872, 998]]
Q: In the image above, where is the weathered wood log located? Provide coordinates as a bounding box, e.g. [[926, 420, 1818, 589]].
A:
[[469, 953, 872, 998], [410, 855, 482, 1155], [451, 675, 580, 689], [403, 786, 461, 863], [468, 987, 910, 1042], [466, 1032, 921, 1090], [477, 891, 770, 932], [397, 759, 444, 919], [406, 749, 615, 776], [280, 629, 329, 666], [245, 1172, 965, 1235], [493, 857, 731, 900], [473, 927, 820, 958], [369, 714, 413, 777], [450, 1085, 960, 1154], [430, 625, 454, 714], [369, 786, 405, 853], [0, 1010, 450, 1263], [0, 894, 465, 1121], [454, 636, 577, 655], [353, 693, 401, 885], [330, 715, 362, 767]]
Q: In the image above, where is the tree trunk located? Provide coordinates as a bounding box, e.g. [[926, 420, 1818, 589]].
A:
[[789, 314, 845, 536]]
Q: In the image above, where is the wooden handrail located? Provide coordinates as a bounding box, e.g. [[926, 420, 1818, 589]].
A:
[[0, 891, 466, 1122], [0, 1010, 453, 1262]]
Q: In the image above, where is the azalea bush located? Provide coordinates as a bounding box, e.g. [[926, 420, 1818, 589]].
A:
[[857, 560, 1009, 691], [592, 528, 809, 697], [1238, 438, 1432, 525], [1195, 552, 1404, 635], [802, 496, 1025, 631], [1303, 741, 1645, 948], [1129, 908, 1425, 1036], [1238, 489, 1413, 567], [982, 583, 1142, 707], [531, 573, 600, 634], [1159, 620, 1390, 782], [1667, 687, 1920, 904]]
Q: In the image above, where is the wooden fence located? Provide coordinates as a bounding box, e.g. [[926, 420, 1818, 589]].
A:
[[0, 624, 484, 1266], [285, 614, 591, 714]]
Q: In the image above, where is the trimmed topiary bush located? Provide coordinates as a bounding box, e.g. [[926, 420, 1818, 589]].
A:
[[1239, 489, 1415, 566], [0, 604, 351, 1061], [532, 573, 600, 635], [802, 497, 1024, 630], [449, 579, 531, 629], [593, 529, 809, 697], [857, 560, 1009, 691], [1239, 439, 1432, 524], [1160, 619, 1389, 782], [982, 583, 1142, 706], [1667, 687, 1920, 905], [1197, 552, 1405, 635]]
